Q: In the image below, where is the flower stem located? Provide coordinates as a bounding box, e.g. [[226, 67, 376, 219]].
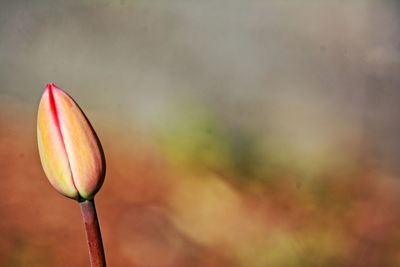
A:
[[79, 199, 107, 267]]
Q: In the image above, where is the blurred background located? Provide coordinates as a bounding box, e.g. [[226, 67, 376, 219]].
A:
[[1, 1, 400, 266]]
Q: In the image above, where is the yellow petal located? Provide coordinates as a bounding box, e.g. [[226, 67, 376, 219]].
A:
[[37, 85, 78, 199]]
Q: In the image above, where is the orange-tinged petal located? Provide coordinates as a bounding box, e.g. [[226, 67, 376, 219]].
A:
[[37, 83, 105, 200], [52, 86, 105, 199]]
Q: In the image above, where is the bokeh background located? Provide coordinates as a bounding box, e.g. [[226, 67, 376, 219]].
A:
[[1, 1, 400, 266]]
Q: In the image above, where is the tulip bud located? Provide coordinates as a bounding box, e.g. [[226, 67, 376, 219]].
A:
[[37, 83, 105, 201]]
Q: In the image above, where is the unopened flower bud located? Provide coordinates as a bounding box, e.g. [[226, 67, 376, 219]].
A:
[[37, 83, 105, 200]]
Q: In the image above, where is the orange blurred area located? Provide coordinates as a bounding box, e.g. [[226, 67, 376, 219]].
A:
[[2, 95, 400, 267], [2, 1, 400, 267]]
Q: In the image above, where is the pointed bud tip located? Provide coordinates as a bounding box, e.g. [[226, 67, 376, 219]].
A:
[[46, 83, 60, 92]]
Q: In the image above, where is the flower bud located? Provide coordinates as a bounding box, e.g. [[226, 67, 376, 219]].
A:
[[37, 83, 105, 200]]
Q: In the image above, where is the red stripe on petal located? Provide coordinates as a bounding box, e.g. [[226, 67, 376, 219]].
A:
[[47, 83, 80, 197], [47, 84, 62, 134]]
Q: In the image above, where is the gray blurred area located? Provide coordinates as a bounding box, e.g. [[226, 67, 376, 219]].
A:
[[1, 0, 400, 168]]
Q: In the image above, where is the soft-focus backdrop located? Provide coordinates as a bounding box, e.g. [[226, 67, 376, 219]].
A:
[[1, 1, 400, 266]]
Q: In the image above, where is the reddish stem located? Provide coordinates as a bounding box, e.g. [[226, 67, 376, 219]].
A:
[[79, 199, 107, 267]]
